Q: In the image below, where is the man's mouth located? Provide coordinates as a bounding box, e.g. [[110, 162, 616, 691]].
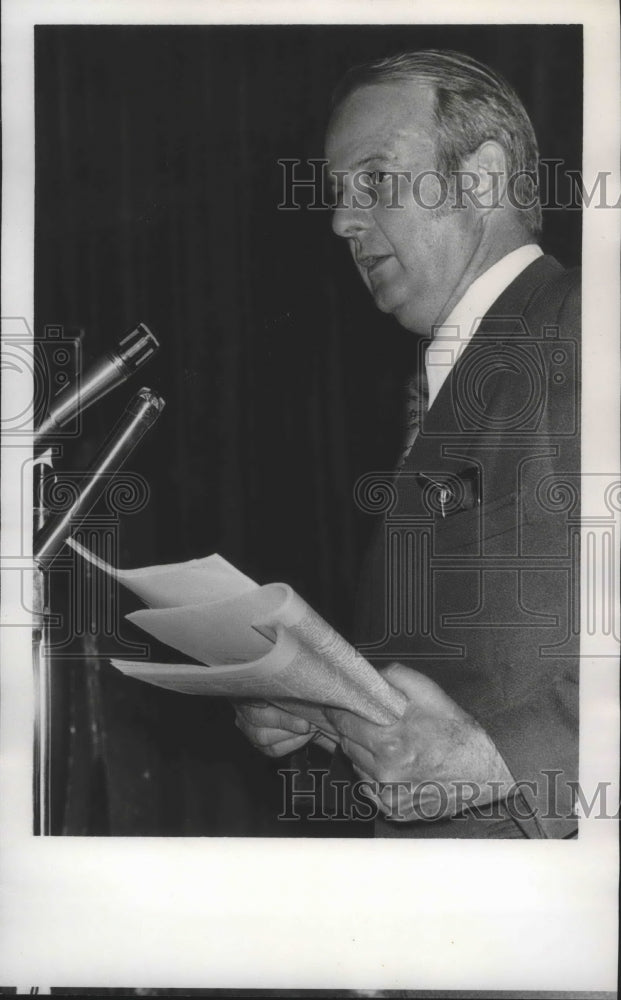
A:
[[358, 254, 392, 274]]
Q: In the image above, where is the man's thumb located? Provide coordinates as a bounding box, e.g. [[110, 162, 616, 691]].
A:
[[381, 662, 450, 708]]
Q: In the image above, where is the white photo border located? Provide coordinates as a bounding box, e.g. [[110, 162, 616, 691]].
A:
[[1, 0, 619, 992]]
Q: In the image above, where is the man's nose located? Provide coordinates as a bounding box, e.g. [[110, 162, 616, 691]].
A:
[[331, 201, 373, 239]]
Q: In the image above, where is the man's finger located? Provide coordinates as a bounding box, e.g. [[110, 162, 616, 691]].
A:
[[325, 707, 383, 746], [235, 703, 311, 736], [341, 735, 378, 776], [380, 662, 461, 714], [263, 733, 313, 758], [235, 719, 307, 747]]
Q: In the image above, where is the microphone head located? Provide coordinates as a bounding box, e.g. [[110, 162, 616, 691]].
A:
[[116, 323, 160, 374]]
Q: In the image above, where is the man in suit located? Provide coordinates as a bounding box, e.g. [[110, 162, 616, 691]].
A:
[[235, 50, 580, 839]]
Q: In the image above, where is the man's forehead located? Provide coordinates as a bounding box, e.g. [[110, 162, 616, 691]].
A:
[[325, 80, 436, 166]]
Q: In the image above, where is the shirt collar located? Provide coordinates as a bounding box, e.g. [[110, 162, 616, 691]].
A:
[[425, 244, 543, 409]]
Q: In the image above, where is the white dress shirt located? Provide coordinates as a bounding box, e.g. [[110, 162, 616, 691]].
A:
[[425, 244, 543, 410]]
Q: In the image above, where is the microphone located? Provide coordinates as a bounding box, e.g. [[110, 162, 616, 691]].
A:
[[34, 387, 165, 566], [35, 322, 159, 443]]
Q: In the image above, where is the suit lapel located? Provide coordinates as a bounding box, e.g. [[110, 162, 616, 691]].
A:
[[402, 254, 566, 468]]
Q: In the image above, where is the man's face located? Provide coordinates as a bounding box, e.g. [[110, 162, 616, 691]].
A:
[[325, 81, 482, 336]]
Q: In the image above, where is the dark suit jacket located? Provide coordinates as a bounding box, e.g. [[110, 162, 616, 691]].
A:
[[353, 254, 581, 838]]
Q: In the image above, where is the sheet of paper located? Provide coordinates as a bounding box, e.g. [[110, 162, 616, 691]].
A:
[[68, 536, 257, 608], [121, 583, 407, 724], [110, 655, 340, 737], [126, 584, 284, 662], [70, 537, 404, 724]]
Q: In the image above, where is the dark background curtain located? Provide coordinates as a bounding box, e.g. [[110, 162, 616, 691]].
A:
[[34, 24, 582, 836]]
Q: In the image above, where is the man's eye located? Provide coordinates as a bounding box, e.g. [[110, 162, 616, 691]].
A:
[[369, 171, 391, 186]]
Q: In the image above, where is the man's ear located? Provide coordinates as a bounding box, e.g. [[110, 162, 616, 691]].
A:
[[463, 140, 508, 212]]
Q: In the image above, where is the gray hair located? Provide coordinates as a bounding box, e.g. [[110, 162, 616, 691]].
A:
[[332, 49, 542, 236]]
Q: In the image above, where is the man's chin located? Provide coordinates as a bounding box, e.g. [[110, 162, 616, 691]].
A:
[[371, 289, 423, 333], [370, 285, 402, 316]]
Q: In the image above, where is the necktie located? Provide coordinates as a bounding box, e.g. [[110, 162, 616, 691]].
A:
[[397, 366, 429, 470]]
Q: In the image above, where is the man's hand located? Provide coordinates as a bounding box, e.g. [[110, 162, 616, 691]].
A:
[[325, 663, 515, 822], [234, 699, 314, 758]]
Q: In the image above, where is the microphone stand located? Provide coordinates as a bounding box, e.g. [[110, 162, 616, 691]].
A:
[[32, 323, 165, 832], [32, 450, 55, 834]]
